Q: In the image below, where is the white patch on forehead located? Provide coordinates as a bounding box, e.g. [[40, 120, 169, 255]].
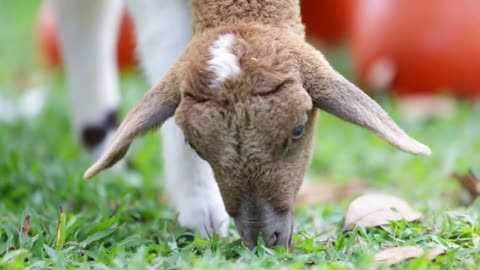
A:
[[207, 33, 241, 86]]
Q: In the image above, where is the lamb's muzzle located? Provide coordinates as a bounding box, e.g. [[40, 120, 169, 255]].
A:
[[234, 200, 293, 249]]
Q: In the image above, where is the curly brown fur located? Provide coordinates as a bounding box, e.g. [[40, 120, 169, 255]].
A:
[[191, 0, 304, 37]]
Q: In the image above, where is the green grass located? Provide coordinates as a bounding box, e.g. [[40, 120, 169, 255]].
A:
[[1, 2, 479, 269]]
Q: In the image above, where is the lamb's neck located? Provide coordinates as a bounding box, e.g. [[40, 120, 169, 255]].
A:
[[191, 0, 305, 37]]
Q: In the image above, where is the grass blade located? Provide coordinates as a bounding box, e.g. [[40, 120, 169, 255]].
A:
[[55, 207, 66, 251]]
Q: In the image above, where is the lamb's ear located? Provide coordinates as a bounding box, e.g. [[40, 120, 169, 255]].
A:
[[296, 43, 431, 156], [83, 69, 180, 179]]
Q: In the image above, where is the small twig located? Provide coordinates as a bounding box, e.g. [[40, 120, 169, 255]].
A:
[[21, 215, 31, 236]]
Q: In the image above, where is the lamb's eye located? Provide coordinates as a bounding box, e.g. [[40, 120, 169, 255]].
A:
[[292, 124, 305, 140]]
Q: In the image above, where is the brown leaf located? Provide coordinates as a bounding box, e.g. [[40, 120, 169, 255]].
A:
[[296, 179, 368, 207], [374, 246, 445, 266], [21, 215, 30, 236], [334, 179, 369, 203], [343, 193, 423, 231], [375, 246, 424, 266], [426, 248, 446, 260], [452, 170, 480, 200]]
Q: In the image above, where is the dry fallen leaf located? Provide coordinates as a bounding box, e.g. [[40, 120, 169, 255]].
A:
[[295, 179, 368, 207], [426, 248, 446, 260], [452, 170, 480, 203], [375, 246, 424, 266], [374, 246, 445, 266], [343, 193, 423, 231]]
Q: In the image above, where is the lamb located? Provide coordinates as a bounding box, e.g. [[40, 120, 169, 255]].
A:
[[84, 0, 431, 248]]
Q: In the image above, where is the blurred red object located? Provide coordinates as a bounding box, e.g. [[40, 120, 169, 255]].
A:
[[349, 0, 480, 97], [301, 0, 355, 46], [36, 0, 59, 67], [35, 0, 136, 68]]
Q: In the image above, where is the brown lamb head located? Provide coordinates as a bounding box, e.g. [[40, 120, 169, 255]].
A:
[[84, 25, 431, 248]]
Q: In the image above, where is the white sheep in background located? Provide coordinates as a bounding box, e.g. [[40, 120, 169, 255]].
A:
[[54, 0, 224, 239], [56, 0, 431, 248]]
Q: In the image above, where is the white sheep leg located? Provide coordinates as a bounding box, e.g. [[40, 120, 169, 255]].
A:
[[127, 0, 229, 237], [160, 120, 230, 237], [53, 0, 122, 156]]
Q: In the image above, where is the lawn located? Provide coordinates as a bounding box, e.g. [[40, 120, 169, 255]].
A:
[[1, 2, 479, 269]]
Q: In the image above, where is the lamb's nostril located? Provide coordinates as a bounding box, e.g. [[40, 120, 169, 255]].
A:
[[244, 240, 255, 250], [274, 231, 280, 244], [265, 232, 278, 247]]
